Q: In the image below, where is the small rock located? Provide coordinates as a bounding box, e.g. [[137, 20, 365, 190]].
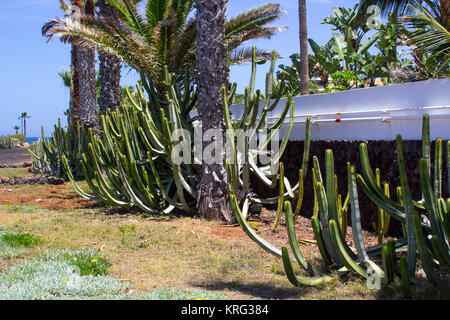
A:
[[36, 199, 43, 203], [7, 189, 13, 192]]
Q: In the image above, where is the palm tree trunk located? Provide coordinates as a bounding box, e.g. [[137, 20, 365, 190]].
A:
[[98, 0, 122, 115], [75, 0, 99, 132], [194, 0, 234, 223], [299, 0, 309, 95]]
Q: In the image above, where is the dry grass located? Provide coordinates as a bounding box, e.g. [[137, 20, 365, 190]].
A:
[[0, 168, 448, 300]]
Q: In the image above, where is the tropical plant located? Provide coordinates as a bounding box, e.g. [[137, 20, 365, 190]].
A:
[[358, 0, 450, 76], [401, 3, 450, 75], [13, 126, 20, 135], [230, 114, 449, 295], [61, 49, 293, 218], [29, 120, 89, 179], [42, 0, 285, 96], [357, 114, 450, 285]]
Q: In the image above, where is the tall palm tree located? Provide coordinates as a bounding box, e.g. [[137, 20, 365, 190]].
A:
[[42, 0, 285, 96], [13, 126, 20, 135], [194, 0, 233, 223], [75, 0, 99, 132], [97, 0, 122, 115], [299, 0, 309, 95], [20, 112, 31, 139]]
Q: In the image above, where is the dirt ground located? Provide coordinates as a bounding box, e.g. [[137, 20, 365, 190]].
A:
[[0, 147, 32, 166]]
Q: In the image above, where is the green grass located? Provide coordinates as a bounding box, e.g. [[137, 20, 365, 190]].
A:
[[1, 232, 41, 247], [2, 205, 46, 214]]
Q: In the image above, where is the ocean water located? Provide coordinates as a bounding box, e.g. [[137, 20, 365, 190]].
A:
[[26, 137, 40, 143]]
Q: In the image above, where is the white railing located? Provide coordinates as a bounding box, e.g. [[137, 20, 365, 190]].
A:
[[229, 78, 450, 140]]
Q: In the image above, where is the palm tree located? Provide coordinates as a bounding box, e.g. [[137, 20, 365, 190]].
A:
[[194, 0, 234, 223], [75, 0, 99, 132], [299, 0, 309, 95], [20, 112, 31, 139], [97, 0, 122, 115], [13, 126, 20, 134], [42, 0, 285, 96]]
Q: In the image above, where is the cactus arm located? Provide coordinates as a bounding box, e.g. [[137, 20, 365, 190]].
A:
[[230, 195, 282, 258], [294, 169, 304, 221], [357, 174, 407, 222], [381, 246, 394, 284], [439, 198, 450, 239], [329, 220, 368, 279], [447, 141, 450, 197], [422, 113, 431, 175], [430, 235, 450, 267], [349, 165, 369, 262], [419, 158, 450, 259], [412, 210, 441, 286], [284, 201, 317, 275], [396, 134, 418, 277], [274, 163, 285, 231], [61, 155, 98, 201], [366, 237, 408, 257], [434, 138, 443, 199], [399, 256, 411, 298], [316, 182, 342, 266], [281, 247, 335, 287], [311, 216, 333, 266], [359, 143, 404, 212]]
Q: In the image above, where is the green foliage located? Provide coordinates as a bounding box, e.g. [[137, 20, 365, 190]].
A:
[[1, 232, 41, 248], [29, 119, 89, 179], [231, 114, 449, 296], [358, 114, 450, 286], [43, 0, 284, 95], [8, 134, 26, 144], [55, 249, 111, 276], [0, 135, 21, 149]]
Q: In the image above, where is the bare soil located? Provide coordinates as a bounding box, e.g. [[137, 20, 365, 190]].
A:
[[0, 147, 32, 167]]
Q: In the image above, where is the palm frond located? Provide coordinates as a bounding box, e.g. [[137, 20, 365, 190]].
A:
[[401, 3, 450, 61], [229, 46, 281, 65]]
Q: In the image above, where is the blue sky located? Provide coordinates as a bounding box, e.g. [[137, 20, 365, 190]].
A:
[[0, 0, 359, 137]]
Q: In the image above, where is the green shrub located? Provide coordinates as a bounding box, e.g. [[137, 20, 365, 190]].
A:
[[0, 136, 18, 149], [8, 134, 26, 144]]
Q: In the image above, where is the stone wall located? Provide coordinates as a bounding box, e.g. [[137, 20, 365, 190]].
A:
[[251, 140, 449, 237]]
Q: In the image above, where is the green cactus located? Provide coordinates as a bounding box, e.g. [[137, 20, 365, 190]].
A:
[[372, 168, 391, 244]]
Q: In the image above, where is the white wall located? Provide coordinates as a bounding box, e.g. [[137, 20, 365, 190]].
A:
[[229, 78, 450, 141]]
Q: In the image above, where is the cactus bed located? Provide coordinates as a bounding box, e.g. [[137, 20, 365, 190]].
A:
[[0, 167, 449, 299]]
